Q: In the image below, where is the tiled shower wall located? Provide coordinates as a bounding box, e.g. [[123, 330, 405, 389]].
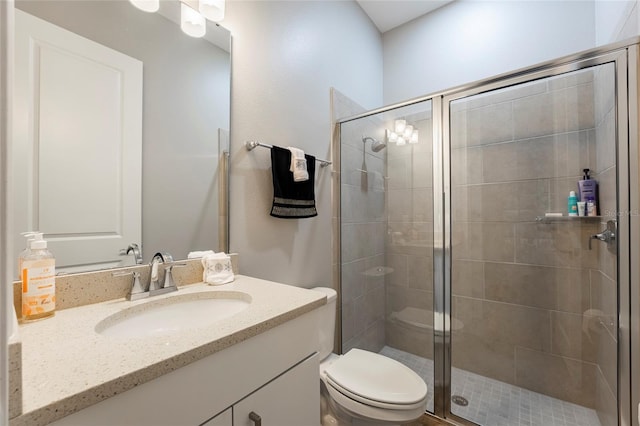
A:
[[450, 66, 617, 420], [385, 109, 434, 360], [336, 89, 387, 353]]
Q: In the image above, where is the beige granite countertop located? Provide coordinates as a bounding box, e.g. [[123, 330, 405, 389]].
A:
[[10, 276, 326, 426]]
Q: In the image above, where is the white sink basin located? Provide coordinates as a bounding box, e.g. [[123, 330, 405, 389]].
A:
[[95, 291, 251, 338]]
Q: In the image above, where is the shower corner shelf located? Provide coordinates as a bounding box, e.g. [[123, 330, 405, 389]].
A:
[[535, 215, 603, 224]]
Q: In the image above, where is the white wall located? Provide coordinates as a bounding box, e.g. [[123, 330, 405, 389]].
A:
[[595, 0, 640, 44], [383, 0, 596, 104], [223, 1, 383, 287]]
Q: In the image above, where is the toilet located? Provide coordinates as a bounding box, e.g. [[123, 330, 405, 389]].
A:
[[312, 287, 428, 426]]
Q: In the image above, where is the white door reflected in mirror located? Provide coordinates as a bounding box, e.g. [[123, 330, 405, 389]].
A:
[[11, 0, 232, 275], [13, 9, 142, 274]]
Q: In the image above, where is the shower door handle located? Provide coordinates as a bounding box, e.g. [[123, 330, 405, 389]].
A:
[[588, 220, 616, 250]]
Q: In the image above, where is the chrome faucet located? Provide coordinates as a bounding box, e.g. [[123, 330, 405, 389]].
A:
[[149, 252, 185, 296], [120, 243, 143, 264], [588, 220, 617, 252], [113, 251, 186, 301]]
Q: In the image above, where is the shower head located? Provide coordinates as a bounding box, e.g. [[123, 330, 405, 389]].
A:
[[362, 136, 386, 152]]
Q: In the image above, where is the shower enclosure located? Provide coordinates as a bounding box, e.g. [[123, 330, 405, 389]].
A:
[[336, 39, 639, 426]]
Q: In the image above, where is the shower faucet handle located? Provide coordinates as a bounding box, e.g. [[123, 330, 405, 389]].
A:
[[588, 220, 616, 250]]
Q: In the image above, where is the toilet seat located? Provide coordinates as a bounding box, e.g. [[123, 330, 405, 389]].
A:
[[323, 379, 427, 423], [325, 378, 425, 410], [325, 376, 426, 410], [321, 349, 428, 422], [324, 349, 427, 407]]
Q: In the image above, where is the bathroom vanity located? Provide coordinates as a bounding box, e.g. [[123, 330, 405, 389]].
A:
[[9, 276, 326, 426]]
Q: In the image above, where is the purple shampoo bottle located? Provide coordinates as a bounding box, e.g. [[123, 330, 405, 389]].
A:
[[578, 168, 598, 213]]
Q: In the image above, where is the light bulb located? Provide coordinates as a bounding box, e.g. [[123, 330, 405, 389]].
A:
[[403, 125, 414, 139], [129, 0, 159, 13], [387, 129, 398, 143], [394, 119, 406, 134], [199, 0, 225, 22], [181, 3, 206, 38], [410, 129, 419, 144], [397, 136, 406, 146]]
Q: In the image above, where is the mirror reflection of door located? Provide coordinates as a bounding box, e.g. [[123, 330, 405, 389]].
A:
[[13, 9, 143, 274]]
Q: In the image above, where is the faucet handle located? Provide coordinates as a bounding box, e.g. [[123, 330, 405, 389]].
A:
[[149, 251, 174, 291], [163, 262, 186, 290], [149, 258, 163, 292], [148, 255, 182, 296], [112, 270, 147, 301]]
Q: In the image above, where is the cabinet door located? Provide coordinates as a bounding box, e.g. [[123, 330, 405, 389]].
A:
[[234, 353, 319, 426], [201, 408, 232, 426]]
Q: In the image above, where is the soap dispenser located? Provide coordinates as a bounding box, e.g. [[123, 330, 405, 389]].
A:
[[21, 232, 56, 321], [578, 168, 598, 206], [17, 231, 36, 279]]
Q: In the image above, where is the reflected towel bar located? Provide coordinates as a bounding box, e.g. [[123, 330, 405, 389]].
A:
[[245, 140, 331, 167]]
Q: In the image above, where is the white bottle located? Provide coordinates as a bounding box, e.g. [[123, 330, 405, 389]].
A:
[[21, 233, 56, 321]]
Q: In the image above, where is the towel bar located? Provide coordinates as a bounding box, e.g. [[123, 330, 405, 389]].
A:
[[245, 140, 331, 167]]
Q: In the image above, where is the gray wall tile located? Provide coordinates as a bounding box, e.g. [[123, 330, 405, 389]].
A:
[[515, 347, 596, 407], [551, 311, 597, 362], [514, 222, 599, 268], [484, 262, 558, 310], [452, 259, 484, 298], [451, 101, 514, 148], [595, 366, 618, 426]]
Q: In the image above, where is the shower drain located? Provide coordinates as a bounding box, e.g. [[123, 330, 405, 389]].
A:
[[451, 395, 469, 406]]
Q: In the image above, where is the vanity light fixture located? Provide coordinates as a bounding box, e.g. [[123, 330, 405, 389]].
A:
[[181, 2, 206, 38], [199, 0, 225, 22], [129, 0, 160, 13], [387, 119, 419, 146], [128, 0, 220, 39]]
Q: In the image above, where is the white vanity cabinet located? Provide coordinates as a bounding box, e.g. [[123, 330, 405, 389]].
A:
[[48, 306, 321, 426], [203, 409, 233, 426], [202, 354, 319, 426]]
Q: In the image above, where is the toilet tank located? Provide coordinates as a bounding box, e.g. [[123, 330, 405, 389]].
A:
[[311, 287, 337, 360]]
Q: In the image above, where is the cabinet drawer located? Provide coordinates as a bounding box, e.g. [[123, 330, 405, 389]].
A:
[[233, 353, 319, 426]]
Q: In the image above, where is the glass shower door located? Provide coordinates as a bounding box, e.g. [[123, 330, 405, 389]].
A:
[[446, 62, 619, 426], [338, 99, 435, 413]]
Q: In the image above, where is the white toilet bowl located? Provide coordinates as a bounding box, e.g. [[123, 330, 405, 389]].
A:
[[312, 287, 427, 426]]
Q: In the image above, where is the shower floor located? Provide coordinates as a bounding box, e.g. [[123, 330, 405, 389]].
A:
[[379, 346, 602, 426]]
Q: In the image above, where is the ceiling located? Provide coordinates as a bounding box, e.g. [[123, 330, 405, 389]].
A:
[[356, 0, 455, 33]]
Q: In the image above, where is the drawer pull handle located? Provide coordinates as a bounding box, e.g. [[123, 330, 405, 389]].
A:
[[249, 411, 262, 426]]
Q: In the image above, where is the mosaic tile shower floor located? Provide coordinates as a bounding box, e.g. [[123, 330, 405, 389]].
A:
[[380, 346, 601, 426]]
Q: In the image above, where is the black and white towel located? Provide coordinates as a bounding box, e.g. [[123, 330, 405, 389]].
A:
[[270, 145, 318, 219]]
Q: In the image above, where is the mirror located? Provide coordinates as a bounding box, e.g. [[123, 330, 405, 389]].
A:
[[12, 0, 231, 276]]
